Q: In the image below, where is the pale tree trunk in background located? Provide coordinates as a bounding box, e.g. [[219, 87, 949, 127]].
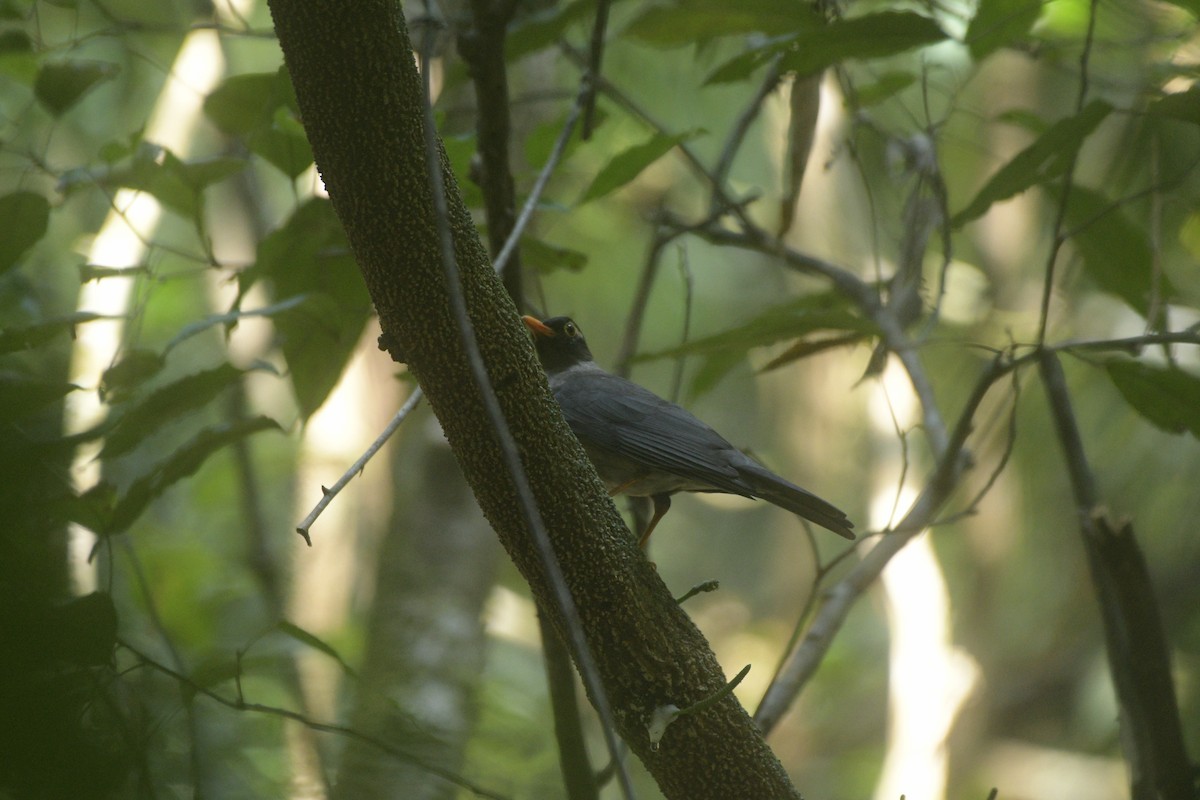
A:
[[333, 416, 501, 800]]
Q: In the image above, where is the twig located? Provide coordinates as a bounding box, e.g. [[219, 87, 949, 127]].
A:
[[669, 245, 694, 404], [755, 352, 1015, 733], [416, 19, 636, 800], [580, 0, 612, 139], [492, 86, 586, 282], [709, 57, 784, 210], [614, 230, 672, 378], [119, 641, 511, 800], [1035, 0, 1099, 346], [294, 388, 423, 545]]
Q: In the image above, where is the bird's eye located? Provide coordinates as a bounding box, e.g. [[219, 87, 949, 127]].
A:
[[564, 322, 578, 337]]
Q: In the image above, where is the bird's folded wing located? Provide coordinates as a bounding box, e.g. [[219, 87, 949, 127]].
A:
[[554, 372, 756, 497]]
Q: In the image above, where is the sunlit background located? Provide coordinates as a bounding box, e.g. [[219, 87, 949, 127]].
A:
[[3, 0, 1198, 798]]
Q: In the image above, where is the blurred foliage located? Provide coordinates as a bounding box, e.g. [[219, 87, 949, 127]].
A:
[[0, 0, 1198, 798]]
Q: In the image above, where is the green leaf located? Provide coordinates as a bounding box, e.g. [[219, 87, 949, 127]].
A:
[[100, 348, 166, 402], [204, 69, 312, 178], [0, 373, 79, 419], [506, 0, 596, 62], [252, 199, 372, 418], [249, 109, 313, 179], [203, 72, 279, 134], [107, 416, 283, 534], [0, 29, 37, 83], [520, 237, 588, 273], [34, 60, 118, 116], [1105, 361, 1200, 438], [580, 130, 703, 203], [277, 621, 357, 677], [1060, 186, 1174, 319], [1147, 86, 1200, 126], [624, 0, 821, 48], [176, 155, 245, 189], [1155, 0, 1200, 16], [852, 71, 917, 107], [706, 11, 946, 84], [965, 0, 1042, 60], [0, 192, 49, 274], [0, 311, 107, 354], [101, 363, 247, 459], [951, 100, 1112, 227], [639, 294, 876, 398], [640, 293, 876, 361]]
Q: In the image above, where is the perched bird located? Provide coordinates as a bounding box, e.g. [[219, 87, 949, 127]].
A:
[[522, 315, 855, 546]]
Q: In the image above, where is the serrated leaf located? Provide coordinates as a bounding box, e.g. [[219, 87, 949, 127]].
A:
[[107, 416, 282, 534], [1105, 361, 1200, 438], [0, 311, 107, 354], [277, 621, 356, 677], [34, 60, 118, 116], [706, 11, 946, 84], [580, 130, 703, 203], [100, 348, 166, 401], [624, 0, 821, 48], [0, 191, 49, 274], [965, 0, 1042, 60], [1148, 86, 1200, 126], [1061, 186, 1174, 319], [101, 363, 246, 459], [253, 199, 371, 418], [951, 100, 1112, 227]]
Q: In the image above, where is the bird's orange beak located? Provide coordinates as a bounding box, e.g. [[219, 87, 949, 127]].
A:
[[521, 315, 554, 337]]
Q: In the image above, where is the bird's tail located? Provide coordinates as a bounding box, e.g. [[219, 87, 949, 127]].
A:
[[740, 465, 856, 540]]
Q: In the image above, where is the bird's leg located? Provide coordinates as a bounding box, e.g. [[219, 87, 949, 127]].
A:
[[638, 494, 672, 549]]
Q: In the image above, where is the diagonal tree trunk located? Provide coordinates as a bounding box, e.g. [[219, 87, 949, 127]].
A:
[[266, 1, 802, 795]]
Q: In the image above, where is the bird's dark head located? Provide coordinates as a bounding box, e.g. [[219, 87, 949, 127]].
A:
[[522, 315, 595, 373]]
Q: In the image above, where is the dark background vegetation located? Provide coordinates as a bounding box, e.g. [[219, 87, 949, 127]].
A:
[[1, 0, 1198, 797]]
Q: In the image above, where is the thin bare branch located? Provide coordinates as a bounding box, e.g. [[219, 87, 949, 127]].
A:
[[294, 388, 423, 545]]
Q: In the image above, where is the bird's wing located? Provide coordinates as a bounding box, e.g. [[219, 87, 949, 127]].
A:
[[553, 371, 757, 497]]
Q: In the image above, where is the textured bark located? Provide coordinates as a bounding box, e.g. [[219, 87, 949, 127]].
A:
[[266, 1, 800, 796]]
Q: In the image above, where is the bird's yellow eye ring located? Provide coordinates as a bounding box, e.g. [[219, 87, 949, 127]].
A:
[[564, 322, 578, 337]]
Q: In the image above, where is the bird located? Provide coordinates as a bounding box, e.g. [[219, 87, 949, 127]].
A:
[[522, 315, 855, 546]]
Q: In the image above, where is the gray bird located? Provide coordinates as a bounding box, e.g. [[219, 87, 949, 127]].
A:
[[523, 315, 855, 546]]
